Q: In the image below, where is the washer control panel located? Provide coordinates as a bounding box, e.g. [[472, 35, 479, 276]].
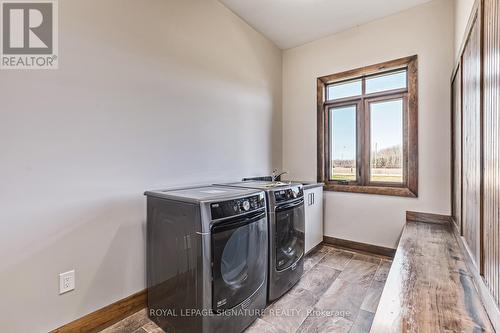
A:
[[210, 193, 265, 220], [274, 186, 303, 203]]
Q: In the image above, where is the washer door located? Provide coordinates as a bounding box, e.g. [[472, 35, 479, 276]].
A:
[[211, 211, 267, 311], [275, 199, 304, 271]]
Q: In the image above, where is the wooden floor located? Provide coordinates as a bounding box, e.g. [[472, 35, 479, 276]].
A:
[[100, 246, 392, 333], [370, 221, 494, 333]]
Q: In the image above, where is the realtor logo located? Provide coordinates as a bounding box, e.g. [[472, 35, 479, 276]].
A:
[[1, 0, 58, 69]]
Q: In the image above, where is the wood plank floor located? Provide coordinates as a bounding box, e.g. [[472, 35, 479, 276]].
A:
[[100, 246, 392, 333]]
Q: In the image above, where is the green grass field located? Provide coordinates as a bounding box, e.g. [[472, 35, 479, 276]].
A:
[[332, 168, 403, 183], [332, 174, 403, 182]]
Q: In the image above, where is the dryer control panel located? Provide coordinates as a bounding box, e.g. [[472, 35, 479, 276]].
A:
[[210, 193, 265, 220], [274, 186, 303, 203]]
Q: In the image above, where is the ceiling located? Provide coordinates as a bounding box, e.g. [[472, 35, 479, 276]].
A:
[[219, 0, 434, 49]]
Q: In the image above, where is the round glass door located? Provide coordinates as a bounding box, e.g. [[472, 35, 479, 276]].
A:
[[211, 213, 267, 311], [221, 226, 251, 287], [275, 202, 304, 271]]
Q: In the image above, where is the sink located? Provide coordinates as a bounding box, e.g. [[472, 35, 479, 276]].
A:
[[262, 181, 292, 188]]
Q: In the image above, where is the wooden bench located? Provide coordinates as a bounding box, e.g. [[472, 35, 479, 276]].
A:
[[370, 216, 495, 332]]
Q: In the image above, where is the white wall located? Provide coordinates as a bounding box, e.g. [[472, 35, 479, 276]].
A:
[[0, 1, 282, 332], [282, 0, 453, 249], [454, 0, 476, 59]]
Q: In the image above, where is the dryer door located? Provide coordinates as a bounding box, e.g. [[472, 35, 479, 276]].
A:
[[275, 199, 305, 271], [211, 210, 267, 311]]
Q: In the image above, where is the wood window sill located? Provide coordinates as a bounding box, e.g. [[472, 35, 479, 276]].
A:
[[324, 184, 417, 198]]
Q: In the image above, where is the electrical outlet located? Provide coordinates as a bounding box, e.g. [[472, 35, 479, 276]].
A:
[[59, 270, 75, 294]]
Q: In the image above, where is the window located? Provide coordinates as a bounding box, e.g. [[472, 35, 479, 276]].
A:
[[317, 56, 418, 197], [330, 105, 357, 181]]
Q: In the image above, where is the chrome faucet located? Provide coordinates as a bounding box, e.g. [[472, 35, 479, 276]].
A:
[[272, 169, 288, 182]]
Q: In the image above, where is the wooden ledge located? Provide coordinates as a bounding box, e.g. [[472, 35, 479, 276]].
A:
[[324, 184, 417, 198], [370, 220, 494, 332]]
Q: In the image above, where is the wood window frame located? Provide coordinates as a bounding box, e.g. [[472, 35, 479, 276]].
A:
[[317, 55, 418, 197]]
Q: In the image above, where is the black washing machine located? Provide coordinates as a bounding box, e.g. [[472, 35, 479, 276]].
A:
[[145, 185, 268, 333]]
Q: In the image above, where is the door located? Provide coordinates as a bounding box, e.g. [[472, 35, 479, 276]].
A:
[[211, 211, 267, 311], [304, 187, 324, 253], [483, 0, 500, 307], [275, 199, 305, 271], [462, 14, 482, 267], [451, 67, 462, 232]]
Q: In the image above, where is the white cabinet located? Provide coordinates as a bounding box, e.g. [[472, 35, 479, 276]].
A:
[[304, 186, 323, 254]]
